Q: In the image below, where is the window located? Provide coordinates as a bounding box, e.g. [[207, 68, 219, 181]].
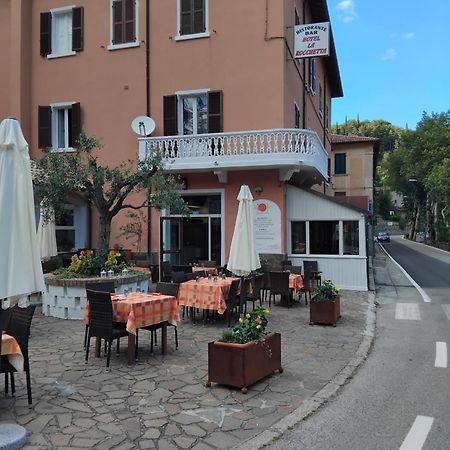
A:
[[334, 153, 347, 175], [308, 58, 316, 94], [38, 103, 81, 151], [325, 104, 329, 130], [109, 0, 139, 49], [177, 0, 209, 40], [55, 206, 76, 252], [319, 83, 323, 113], [163, 91, 222, 135], [40, 7, 84, 58], [294, 102, 301, 128], [291, 221, 306, 254], [334, 192, 346, 197], [343, 221, 359, 255], [294, 6, 301, 26], [310, 221, 339, 255]]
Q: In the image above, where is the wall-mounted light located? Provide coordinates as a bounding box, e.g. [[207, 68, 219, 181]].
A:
[[254, 185, 263, 194]]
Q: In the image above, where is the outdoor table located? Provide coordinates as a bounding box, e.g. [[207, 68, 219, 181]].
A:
[[178, 277, 239, 315], [84, 292, 180, 364], [192, 266, 218, 276], [1, 332, 24, 372]]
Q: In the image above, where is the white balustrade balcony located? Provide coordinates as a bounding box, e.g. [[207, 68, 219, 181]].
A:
[[138, 128, 328, 183]]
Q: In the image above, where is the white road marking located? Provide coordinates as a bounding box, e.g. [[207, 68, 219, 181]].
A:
[[399, 415, 434, 450], [379, 244, 432, 303], [395, 303, 421, 320], [435, 342, 447, 368], [441, 304, 450, 321]]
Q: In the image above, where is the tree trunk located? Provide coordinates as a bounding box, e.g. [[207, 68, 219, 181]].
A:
[[98, 214, 112, 257], [426, 194, 436, 241], [409, 201, 418, 240]]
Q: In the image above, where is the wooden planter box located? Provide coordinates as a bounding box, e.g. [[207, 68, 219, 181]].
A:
[[309, 296, 341, 326], [206, 332, 282, 394]]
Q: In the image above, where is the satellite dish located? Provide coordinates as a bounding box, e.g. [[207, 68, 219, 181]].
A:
[[131, 116, 156, 136]]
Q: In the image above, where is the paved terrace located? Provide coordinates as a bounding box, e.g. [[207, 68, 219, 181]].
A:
[[0, 291, 370, 450]]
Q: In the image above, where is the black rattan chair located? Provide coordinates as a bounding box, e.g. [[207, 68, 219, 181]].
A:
[[172, 271, 187, 283], [1, 305, 36, 406], [161, 261, 173, 282], [268, 271, 291, 307], [84, 281, 115, 350], [303, 261, 322, 287], [245, 274, 264, 312], [198, 260, 217, 267], [85, 290, 129, 368], [225, 279, 241, 327]]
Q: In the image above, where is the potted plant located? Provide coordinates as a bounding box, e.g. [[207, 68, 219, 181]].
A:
[[309, 279, 341, 327], [205, 307, 282, 394]]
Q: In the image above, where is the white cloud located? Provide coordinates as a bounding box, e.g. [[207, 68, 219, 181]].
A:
[[382, 48, 397, 61], [336, 0, 358, 23], [403, 32, 415, 39]]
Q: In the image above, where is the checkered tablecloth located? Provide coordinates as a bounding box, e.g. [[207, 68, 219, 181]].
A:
[[1, 333, 24, 372], [84, 293, 180, 335], [178, 277, 239, 314], [192, 267, 218, 276], [289, 274, 304, 294]]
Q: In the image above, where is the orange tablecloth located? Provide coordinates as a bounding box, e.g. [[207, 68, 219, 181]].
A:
[[178, 277, 239, 314], [289, 274, 304, 294], [1, 333, 24, 372], [84, 293, 180, 335], [192, 267, 218, 276]]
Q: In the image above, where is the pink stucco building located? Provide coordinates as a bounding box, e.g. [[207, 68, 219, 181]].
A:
[[1, 1, 370, 289]]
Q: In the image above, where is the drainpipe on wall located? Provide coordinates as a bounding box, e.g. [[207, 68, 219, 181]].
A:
[[146, 0, 152, 265], [302, 0, 307, 129]]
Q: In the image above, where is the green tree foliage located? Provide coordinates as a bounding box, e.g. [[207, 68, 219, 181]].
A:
[[332, 118, 403, 155], [34, 133, 190, 256]]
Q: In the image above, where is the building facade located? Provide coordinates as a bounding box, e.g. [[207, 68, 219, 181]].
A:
[[1, 1, 371, 289]]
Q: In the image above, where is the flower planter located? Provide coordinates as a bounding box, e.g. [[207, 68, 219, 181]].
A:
[[206, 332, 282, 394], [309, 296, 341, 326], [42, 271, 150, 320]]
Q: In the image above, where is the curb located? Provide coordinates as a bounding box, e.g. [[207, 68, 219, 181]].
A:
[[232, 291, 377, 450]]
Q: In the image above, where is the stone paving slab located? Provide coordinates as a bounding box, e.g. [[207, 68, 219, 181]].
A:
[[0, 290, 369, 449]]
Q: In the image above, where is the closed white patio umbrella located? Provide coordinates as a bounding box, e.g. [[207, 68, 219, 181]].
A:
[[37, 202, 58, 260], [0, 118, 45, 310], [227, 185, 261, 311]]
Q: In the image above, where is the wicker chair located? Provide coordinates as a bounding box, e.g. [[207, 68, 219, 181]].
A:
[[84, 281, 115, 350], [198, 260, 217, 267], [1, 305, 36, 405], [140, 282, 180, 353], [225, 279, 241, 327], [161, 261, 173, 282], [268, 271, 291, 307], [85, 290, 129, 368], [245, 274, 264, 312], [172, 271, 187, 283], [303, 260, 322, 287]]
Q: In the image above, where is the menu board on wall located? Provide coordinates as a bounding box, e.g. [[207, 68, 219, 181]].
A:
[[253, 199, 281, 254]]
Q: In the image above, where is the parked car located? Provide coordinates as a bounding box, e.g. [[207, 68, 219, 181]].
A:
[[376, 231, 391, 243]]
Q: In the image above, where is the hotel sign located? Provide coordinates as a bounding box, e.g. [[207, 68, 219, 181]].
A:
[[294, 22, 330, 59]]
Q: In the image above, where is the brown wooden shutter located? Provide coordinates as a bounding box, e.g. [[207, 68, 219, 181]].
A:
[[72, 7, 84, 51], [70, 103, 81, 148], [124, 0, 136, 42], [112, 0, 123, 44], [180, 0, 192, 35], [208, 91, 223, 133], [193, 0, 205, 33], [163, 95, 178, 136], [38, 106, 52, 148], [40, 12, 52, 56]]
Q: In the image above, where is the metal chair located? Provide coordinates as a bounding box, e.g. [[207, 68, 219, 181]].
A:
[[303, 260, 322, 287], [85, 290, 129, 368], [268, 271, 291, 307], [1, 305, 36, 405], [161, 261, 173, 282], [245, 274, 264, 312]]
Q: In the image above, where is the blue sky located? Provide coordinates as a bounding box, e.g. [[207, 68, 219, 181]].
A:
[[328, 0, 450, 129]]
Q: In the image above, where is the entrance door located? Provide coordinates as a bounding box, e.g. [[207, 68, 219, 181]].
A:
[[160, 217, 182, 266]]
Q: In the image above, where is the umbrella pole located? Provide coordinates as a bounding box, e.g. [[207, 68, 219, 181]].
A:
[[239, 276, 245, 316]]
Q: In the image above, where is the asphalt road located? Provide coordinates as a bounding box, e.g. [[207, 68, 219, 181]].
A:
[[265, 237, 450, 450]]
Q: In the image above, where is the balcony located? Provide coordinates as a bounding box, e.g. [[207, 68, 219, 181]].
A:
[[138, 128, 328, 183]]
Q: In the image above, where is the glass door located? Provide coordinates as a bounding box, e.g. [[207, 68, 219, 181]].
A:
[[160, 217, 182, 266]]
